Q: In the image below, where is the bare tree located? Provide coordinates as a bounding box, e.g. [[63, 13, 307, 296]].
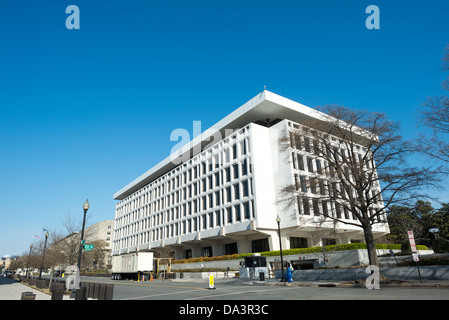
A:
[[49, 212, 92, 268], [419, 44, 449, 174], [279, 105, 441, 276]]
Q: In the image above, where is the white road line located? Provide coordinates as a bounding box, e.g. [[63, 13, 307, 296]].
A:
[[119, 289, 205, 300], [184, 286, 293, 300]]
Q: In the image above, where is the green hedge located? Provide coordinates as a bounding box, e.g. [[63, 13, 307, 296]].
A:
[[239, 243, 427, 258], [172, 243, 428, 264]]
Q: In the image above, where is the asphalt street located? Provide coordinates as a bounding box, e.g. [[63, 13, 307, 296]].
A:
[[80, 276, 449, 301]]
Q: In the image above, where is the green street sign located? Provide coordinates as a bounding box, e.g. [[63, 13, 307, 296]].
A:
[[83, 244, 94, 251]]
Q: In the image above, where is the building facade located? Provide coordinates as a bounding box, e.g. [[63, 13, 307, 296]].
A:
[[112, 91, 389, 260], [85, 220, 114, 268]]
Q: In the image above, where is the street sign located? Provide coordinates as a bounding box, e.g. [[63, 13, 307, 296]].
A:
[[83, 244, 94, 251], [407, 231, 417, 253], [408, 230, 422, 284]]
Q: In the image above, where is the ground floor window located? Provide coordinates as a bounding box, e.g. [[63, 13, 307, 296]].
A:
[[225, 242, 238, 255], [290, 237, 308, 249], [252, 238, 269, 253], [203, 246, 213, 257]]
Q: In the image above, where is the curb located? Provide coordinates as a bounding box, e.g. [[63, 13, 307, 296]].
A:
[[250, 280, 449, 288]]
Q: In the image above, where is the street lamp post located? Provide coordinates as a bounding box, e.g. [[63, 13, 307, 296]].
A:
[[77, 199, 90, 272], [39, 232, 49, 280], [26, 244, 33, 278], [276, 215, 285, 282]]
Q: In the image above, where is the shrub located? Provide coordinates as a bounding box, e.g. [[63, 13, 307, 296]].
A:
[[433, 238, 449, 253]]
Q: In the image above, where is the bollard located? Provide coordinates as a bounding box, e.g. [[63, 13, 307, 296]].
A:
[[104, 284, 114, 300], [51, 289, 64, 300], [88, 283, 94, 298], [93, 284, 100, 299], [98, 284, 107, 300], [75, 286, 88, 300]]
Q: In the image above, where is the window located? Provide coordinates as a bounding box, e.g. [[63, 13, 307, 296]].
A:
[[242, 159, 248, 176], [322, 200, 328, 216], [290, 237, 307, 249], [232, 144, 237, 160], [208, 175, 213, 190], [208, 193, 213, 208], [319, 179, 326, 195], [215, 172, 220, 187], [227, 207, 233, 223], [201, 196, 207, 211], [243, 202, 250, 219], [252, 238, 269, 252], [297, 155, 304, 171], [202, 214, 207, 229], [307, 157, 314, 172], [295, 135, 301, 150], [234, 183, 240, 200], [203, 246, 213, 257], [225, 242, 238, 255], [304, 137, 311, 153], [209, 212, 214, 228], [313, 199, 320, 216], [235, 204, 241, 221], [310, 178, 317, 194], [300, 176, 307, 192], [316, 159, 322, 174], [242, 180, 249, 197], [226, 186, 232, 203], [302, 197, 310, 215], [233, 163, 239, 179], [225, 167, 231, 182], [215, 211, 221, 226], [215, 191, 220, 206]]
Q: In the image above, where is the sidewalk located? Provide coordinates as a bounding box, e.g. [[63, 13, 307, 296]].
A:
[[0, 276, 72, 300], [249, 278, 449, 288]]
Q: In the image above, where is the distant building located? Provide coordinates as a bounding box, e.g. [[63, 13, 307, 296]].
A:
[[84, 220, 114, 268], [1, 255, 17, 272], [112, 90, 389, 260]]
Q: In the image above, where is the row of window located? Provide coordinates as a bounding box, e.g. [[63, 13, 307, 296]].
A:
[[114, 200, 255, 250], [296, 196, 386, 222], [114, 178, 254, 239]]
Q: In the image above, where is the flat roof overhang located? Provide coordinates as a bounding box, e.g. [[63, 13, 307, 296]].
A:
[[113, 90, 373, 201]]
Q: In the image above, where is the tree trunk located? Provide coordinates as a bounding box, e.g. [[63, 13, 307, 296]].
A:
[[362, 222, 387, 281]]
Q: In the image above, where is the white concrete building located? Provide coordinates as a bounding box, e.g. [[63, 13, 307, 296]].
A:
[[112, 90, 389, 260]]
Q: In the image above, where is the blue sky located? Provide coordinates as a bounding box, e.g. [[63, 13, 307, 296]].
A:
[[0, 0, 448, 257]]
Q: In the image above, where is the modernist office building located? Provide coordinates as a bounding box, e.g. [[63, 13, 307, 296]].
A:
[[112, 91, 389, 260]]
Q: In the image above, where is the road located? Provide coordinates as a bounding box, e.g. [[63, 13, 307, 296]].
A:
[[78, 276, 449, 301]]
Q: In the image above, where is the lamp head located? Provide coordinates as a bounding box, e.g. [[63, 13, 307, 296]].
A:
[[83, 199, 90, 211]]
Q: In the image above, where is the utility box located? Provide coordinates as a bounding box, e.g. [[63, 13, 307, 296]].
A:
[[239, 254, 268, 279]]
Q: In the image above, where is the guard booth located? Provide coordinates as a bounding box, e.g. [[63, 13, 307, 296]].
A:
[[239, 254, 268, 280]]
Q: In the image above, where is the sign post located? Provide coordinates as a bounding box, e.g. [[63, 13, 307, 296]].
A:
[[408, 231, 422, 284]]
